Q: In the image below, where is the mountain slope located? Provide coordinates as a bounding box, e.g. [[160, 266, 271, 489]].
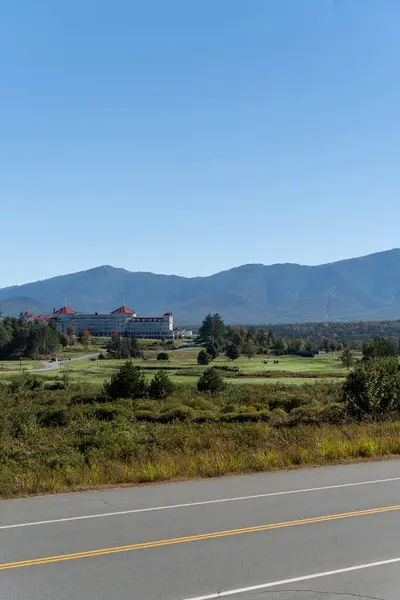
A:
[[2, 250, 400, 324]]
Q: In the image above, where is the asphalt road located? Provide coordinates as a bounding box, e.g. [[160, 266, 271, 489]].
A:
[[1, 460, 400, 599]]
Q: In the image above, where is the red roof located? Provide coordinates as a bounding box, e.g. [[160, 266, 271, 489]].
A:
[[163, 312, 173, 316], [19, 311, 33, 317], [35, 315, 49, 322], [111, 305, 135, 314], [53, 306, 77, 315]]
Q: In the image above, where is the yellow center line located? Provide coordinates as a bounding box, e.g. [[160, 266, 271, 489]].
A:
[[1, 504, 399, 571]]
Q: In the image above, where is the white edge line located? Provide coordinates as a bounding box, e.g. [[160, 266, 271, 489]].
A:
[[1, 476, 400, 531], [180, 556, 400, 599]]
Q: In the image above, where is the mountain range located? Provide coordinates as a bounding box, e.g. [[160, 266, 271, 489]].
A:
[[2, 249, 400, 325]]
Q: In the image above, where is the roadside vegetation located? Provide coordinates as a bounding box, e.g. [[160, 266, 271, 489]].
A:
[[2, 314, 400, 497]]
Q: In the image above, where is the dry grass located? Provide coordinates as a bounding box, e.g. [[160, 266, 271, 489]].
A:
[[2, 421, 400, 498]]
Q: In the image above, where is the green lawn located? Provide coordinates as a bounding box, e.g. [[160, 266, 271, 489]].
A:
[[0, 350, 350, 386], [0, 360, 42, 373], [15, 351, 345, 385]]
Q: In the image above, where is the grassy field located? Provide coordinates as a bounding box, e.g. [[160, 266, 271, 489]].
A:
[[0, 360, 42, 373], [68, 349, 349, 384], [0, 348, 350, 387], [2, 343, 399, 498]]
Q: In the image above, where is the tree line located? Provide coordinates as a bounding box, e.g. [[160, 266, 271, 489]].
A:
[[248, 320, 400, 343], [0, 317, 61, 359], [0, 317, 97, 359], [196, 312, 345, 364], [195, 312, 400, 370]]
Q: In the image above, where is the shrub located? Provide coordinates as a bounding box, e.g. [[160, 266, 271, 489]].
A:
[[295, 351, 315, 358], [93, 405, 123, 421], [319, 402, 347, 424], [103, 361, 148, 400], [276, 402, 347, 427], [197, 350, 211, 365], [221, 411, 270, 423], [46, 372, 72, 391], [70, 391, 107, 405], [197, 368, 226, 394], [186, 397, 217, 411], [268, 395, 311, 412], [38, 407, 69, 428], [159, 406, 195, 422], [270, 407, 287, 422], [157, 352, 170, 361], [344, 356, 400, 419], [134, 410, 160, 422], [192, 410, 219, 423], [149, 371, 174, 400], [276, 405, 324, 427], [9, 374, 44, 393]]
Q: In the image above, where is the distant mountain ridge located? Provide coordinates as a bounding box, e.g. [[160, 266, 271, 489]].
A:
[[2, 250, 400, 325]]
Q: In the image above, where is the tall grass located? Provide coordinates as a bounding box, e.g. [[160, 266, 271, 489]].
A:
[[1, 421, 400, 497], [0, 378, 399, 498]]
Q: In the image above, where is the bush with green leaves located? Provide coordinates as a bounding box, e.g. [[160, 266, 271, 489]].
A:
[[344, 356, 400, 419], [9, 374, 44, 393], [362, 337, 398, 360], [37, 407, 69, 428], [221, 410, 270, 423], [275, 403, 347, 427], [148, 371, 174, 400], [159, 406, 196, 422], [197, 368, 226, 394], [157, 352, 170, 361], [103, 361, 148, 400], [197, 350, 211, 365]]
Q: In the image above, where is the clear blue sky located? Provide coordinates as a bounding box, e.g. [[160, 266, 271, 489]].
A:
[[1, 0, 400, 287]]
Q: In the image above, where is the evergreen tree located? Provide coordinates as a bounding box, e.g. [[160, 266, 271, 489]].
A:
[[212, 313, 226, 344], [226, 328, 241, 347], [149, 371, 174, 399], [204, 343, 219, 360], [129, 336, 142, 358], [197, 368, 226, 394], [341, 347, 354, 369], [225, 343, 240, 361], [198, 313, 226, 345], [104, 361, 148, 399], [197, 349, 211, 365], [198, 313, 214, 343]]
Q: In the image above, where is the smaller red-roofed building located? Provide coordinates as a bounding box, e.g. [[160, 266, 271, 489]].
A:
[[34, 315, 49, 323], [19, 311, 34, 321]]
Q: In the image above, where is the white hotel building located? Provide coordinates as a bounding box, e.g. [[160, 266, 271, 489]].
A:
[[49, 305, 174, 339]]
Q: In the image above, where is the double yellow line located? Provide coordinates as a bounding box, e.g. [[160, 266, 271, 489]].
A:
[[1, 504, 399, 572]]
